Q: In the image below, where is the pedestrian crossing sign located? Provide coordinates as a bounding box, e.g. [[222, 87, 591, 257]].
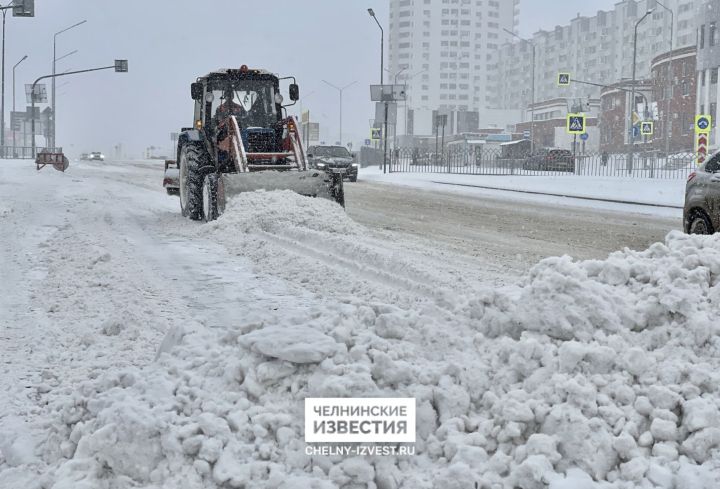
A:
[[640, 121, 653, 136], [566, 113, 585, 134], [370, 128, 382, 140], [558, 73, 570, 86]]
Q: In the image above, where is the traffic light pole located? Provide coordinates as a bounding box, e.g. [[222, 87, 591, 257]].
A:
[[31, 64, 124, 156]]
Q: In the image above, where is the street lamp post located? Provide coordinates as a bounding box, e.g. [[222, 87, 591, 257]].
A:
[[368, 8, 386, 169], [11, 53, 25, 156], [628, 9, 654, 173], [367, 9, 383, 86], [0, 1, 35, 157], [52, 20, 86, 149], [504, 28, 535, 154], [655, 0, 674, 155], [321, 79, 357, 145]]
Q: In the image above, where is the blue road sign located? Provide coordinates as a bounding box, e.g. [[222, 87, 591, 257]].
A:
[[523, 130, 530, 139], [364, 139, 371, 146], [580, 133, 589, 141], [696, 115, 711, 133]]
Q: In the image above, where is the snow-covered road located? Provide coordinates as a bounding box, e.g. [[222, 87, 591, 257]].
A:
[[345, 181, 679, 277], [1, 159, 719, 489]]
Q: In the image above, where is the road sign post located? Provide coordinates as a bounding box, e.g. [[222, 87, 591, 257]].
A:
[[640, 121, 653, 137], [695, 114, 712, 164], [370, 84, 406, 174], [566, 113, 586, 135]]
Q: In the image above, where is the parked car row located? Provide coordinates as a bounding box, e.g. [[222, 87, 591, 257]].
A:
[[521, 148, 574, 172]]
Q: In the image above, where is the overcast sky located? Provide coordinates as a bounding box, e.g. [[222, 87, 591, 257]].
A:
[[5, 1, 617, 157]]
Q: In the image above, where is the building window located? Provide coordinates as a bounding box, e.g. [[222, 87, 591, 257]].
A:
[[700, 24, 705, 49], [711, 103, 717, 125], [713, 69, 718, 85], [712, 22, 717, 47]]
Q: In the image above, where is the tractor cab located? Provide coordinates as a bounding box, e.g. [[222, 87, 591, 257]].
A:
[[169, 65, 343, 223], [192, 66, 297, 163]]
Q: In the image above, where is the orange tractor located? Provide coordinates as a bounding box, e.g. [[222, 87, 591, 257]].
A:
[[164, 66, 344, 221]]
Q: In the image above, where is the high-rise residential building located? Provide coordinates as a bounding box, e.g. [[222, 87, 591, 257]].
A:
[[496, 0, 700, 117], [387, 0, 519, 137]]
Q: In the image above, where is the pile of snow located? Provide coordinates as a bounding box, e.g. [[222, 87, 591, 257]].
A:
[[205, 190, 364, 236], [4, 190, 720, 488]]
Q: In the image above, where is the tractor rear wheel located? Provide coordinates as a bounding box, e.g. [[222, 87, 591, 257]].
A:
[[179, 144, 206, 220]]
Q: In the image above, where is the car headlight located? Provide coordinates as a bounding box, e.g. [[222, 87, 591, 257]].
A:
[[316, 162, 326, 168], [351, 163, 358, 167]]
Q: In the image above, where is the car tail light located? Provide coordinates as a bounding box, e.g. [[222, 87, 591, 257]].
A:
[[687, 172, 697, 182]]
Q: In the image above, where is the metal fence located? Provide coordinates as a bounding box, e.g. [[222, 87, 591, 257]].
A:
[[389, 147, 700, 179]]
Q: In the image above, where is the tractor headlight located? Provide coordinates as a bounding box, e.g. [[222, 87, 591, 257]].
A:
[[275, 93, 284, 104], [351, 163, 358, 167]]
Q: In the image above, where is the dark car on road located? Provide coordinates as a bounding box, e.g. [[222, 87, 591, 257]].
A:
[[684, 153, 720, 234], [307, 145, 358, 182], [522, 148, 574, 172]]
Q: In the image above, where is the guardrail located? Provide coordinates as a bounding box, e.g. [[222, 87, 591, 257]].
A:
[[388, 147, 699, 180]]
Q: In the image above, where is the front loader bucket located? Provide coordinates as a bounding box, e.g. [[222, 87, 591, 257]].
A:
[[218, 170, 344, 214]]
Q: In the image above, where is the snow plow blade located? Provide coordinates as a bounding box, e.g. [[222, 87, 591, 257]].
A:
[[218, 170, 344, 213]]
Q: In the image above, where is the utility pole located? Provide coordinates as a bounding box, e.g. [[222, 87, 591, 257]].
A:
[[11, 54, 26, 156], [628, 9, 654, 174], [504, 28, 536, 154], [655, 0, 674, 155]]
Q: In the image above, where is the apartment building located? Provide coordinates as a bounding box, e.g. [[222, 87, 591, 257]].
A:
[[496, 0, 699, 118], [387, 0, 519, 136], [696, 0, 720, 146]]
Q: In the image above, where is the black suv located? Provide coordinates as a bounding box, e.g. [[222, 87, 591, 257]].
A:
[[684, 152, 720, 234], [307, 145, 358, 182]]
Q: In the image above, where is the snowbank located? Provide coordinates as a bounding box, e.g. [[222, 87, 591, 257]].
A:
[[4, 191, 720, 488]]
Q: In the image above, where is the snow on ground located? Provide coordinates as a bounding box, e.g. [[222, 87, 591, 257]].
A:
[[359, 166, 686, 219], [1, 159, 719, 488]]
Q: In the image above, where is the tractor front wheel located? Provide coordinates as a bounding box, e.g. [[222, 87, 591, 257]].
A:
[[179, 144, 206, 220], [202, 173, 219, 222]]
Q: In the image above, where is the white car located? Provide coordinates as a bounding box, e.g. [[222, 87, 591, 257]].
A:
[[88, 152, 105, 161]]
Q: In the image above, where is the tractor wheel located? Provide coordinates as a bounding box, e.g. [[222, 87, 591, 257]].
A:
[[202, 173, 219, 222], [179, 144, 206, 220]]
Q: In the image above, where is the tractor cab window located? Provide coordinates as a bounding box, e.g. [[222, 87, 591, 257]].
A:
[[208, 81, 278, 130]]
